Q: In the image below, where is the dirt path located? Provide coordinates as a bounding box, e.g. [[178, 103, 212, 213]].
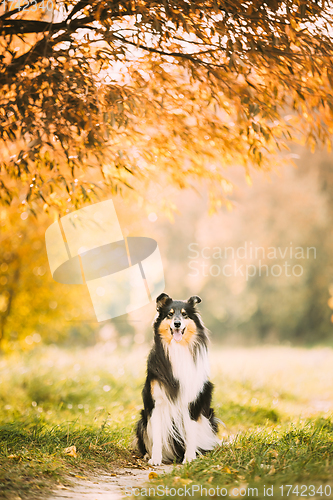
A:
[[48, 465, 174, 500]]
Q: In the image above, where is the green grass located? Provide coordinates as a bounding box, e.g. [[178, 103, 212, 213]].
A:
[[1, 345, 333, 499], [0, 419, 135, 498], [146, 420, 333, 499], [0, 345, 144, 498]]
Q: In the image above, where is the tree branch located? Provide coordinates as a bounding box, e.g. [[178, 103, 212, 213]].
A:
[[1, 15, 95, 35], [65, 0, 91, 22], [110, 33, 224, 66]]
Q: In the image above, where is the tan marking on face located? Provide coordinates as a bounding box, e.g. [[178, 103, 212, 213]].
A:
[[158, 317, 197, 346], [181, 308, 186, 314], [174, 318, 197, 346], [159, 318, 173, 344], [170, 309, 174, 314], [179, 319, 197, 346]]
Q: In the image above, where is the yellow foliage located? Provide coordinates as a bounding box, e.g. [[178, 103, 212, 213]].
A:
[[1, 1, 333, 215]]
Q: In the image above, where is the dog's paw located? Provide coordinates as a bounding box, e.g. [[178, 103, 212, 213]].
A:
[[182, 453, 196, 464], [148, 457, 162, 466]]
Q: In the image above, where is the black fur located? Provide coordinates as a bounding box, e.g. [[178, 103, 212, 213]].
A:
[[136, 293, 219, 461], [189, 381, 219, 433], [135, 330, 180, 457]]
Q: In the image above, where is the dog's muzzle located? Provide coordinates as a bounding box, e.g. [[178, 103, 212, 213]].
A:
[[171, 326, 185, 342]]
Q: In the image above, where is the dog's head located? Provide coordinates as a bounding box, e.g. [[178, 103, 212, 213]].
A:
[[154, 293, 204, 346]]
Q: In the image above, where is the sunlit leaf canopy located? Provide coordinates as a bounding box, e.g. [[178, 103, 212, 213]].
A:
[[1, 0, 333, 215]]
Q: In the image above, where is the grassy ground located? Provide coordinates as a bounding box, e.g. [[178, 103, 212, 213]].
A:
[[1, 344, 333, 499]]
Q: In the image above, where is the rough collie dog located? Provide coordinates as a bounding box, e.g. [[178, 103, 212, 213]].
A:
[[136, 293, 220, 465]]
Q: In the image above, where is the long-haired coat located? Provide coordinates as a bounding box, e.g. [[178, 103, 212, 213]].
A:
[[136, 293, 220, 465]]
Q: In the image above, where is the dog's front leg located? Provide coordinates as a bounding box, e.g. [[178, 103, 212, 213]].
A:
[[183, 415, 197, 464], [148, 405, 163, 466]]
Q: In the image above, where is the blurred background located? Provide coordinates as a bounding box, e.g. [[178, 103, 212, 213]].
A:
[[1, 144, 333, 353]]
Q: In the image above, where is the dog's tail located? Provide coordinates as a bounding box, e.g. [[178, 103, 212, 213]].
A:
[[135, 411, 148, 457]]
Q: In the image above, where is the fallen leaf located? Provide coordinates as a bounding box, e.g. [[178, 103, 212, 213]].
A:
[[63, 445, 77, 458], [208, 476, 214, 483], [179, 478, 193, 485], [268, 465, 276, 475], [149, 471, 158, 479]]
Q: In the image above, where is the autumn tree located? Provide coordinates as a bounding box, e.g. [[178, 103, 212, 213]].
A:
[[0, 208, 99, 350], [1, 0, 333, 215]]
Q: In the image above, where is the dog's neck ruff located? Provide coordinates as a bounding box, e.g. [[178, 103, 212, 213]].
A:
[[167, 341, 210, 404]]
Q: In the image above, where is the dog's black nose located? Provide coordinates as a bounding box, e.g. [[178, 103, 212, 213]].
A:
[[174, 320, 181, 329]]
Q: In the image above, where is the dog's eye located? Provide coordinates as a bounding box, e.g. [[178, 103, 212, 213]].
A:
[[181, 312, 188, 318], [167, 312, 174, 318]]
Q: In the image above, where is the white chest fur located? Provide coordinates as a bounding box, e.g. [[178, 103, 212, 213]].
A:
[[146, 340, 219, 465], [167, 341, 210, 404]]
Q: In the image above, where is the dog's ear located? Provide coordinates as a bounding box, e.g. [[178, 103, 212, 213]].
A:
[[156, 293, 172, 311], [187, 295, 202, 306]]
